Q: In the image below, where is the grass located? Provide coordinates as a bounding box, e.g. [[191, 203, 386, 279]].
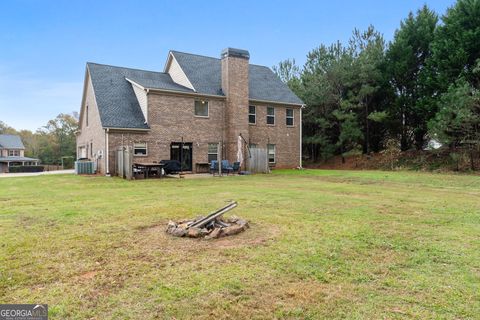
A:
[[1, 170, 479, 319]]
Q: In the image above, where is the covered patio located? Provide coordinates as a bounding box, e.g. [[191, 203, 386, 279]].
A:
[[0, 156, 39, 173]]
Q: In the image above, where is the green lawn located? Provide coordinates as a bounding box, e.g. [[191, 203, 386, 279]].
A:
[[1, 170, 479, 319]]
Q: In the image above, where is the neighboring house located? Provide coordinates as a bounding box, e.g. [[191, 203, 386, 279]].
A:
[[76, 48, 304, 175], [0, 134, 39, 173]]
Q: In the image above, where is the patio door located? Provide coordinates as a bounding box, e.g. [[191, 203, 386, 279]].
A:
[[170, 142, 193, 171]]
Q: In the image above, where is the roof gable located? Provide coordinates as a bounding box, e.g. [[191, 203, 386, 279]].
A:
[[87, 63, 152, 129], [0, 134, 25, 149]]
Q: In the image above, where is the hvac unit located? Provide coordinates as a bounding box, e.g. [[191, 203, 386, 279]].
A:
[[75, 161, 95, 174]]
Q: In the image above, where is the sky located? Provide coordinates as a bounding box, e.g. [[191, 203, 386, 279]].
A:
[[0, 0, 455, 131]]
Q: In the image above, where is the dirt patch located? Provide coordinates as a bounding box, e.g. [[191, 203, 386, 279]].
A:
[[79, 270, 97, 280]]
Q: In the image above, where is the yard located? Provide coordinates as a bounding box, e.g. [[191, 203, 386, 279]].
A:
[[0, 170, 479, 319]]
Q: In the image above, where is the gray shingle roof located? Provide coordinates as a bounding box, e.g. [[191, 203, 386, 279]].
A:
[[127, 73, 193, 93], [87, 63, 151, 129], [87, 51, 303, 130], [0, 134, 24, 149], [170, 51, 304, 105]]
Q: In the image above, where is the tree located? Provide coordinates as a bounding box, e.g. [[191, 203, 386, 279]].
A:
[[428, 0, 480, 92], [346, 26, 389, 154], [0, 121, 17, 135], [37, 113, 78, 164], [299, 42, 352, 161], [386, 5, 438, 150], [272, 59, 301, 86], [428, 78, 480, 170]]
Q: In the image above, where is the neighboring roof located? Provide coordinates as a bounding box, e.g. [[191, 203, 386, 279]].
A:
[[87, 63, 152, 129], [0, 156, 38, 162], [170, 50, 304, 105], [0, 134, 25, 149]]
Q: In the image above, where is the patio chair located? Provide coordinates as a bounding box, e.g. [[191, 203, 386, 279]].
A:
[[232, 162, 240, 173], [221, 160, 234, 175], [210, 160, 219, 175]]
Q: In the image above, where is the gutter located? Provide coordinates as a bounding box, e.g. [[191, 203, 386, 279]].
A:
[[249, 98, 304, 107], [105, 128, 110, 176], [104, 126, 150, 132], [299, 104, 306, 169], [147, 87, 226, 99]]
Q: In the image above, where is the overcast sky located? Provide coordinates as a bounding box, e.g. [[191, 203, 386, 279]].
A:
[[0, 0, 455, 131]]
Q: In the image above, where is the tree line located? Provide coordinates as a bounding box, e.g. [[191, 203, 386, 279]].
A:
[[0, 113, 78, 165], [274, 0, 480, 169]]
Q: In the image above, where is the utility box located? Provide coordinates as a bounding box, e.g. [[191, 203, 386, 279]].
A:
[[75, 161, 95, 174]]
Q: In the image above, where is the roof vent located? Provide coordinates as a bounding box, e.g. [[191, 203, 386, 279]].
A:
[[221, 48, 250, 60]]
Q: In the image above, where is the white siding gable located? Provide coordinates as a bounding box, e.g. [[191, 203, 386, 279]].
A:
[[130, 81, 148, 123], [166, 53, 195, 91]]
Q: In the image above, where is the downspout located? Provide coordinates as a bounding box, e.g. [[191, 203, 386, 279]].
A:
[[299, 105, 304, 169], [105, 128, 110, 176]]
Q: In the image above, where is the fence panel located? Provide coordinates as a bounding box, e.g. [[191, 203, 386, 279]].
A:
[[247, 148, 270, 173]]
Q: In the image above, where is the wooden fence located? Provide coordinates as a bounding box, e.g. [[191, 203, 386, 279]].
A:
[[247, 147, 270, 173]]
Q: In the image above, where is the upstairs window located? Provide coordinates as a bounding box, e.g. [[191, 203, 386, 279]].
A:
[[8, 150, 20, 157], [208, 143, 218, 163], [248, 105, 256, 124], [194, 100, 209, 117], [133, 142, 147, 156], [86, 105, 89, 127], [267, 144, 276, 163], [266, 107, 275, 125], [286, 108, 294, 126]]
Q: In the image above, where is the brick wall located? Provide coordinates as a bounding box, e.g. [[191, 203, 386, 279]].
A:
[[76, 71, 107, 173], [221, 54, 250, 163], [248, 103, 301, 168], [107, 92, 227, 174]]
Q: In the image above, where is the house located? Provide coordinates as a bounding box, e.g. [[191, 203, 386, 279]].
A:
[[0, 134, 39, 173], [76, 48, 304, 175]]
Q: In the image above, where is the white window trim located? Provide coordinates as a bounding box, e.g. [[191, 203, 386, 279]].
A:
[[267, 144, 276, 164], [133, 142, 148, 156], [194, 100, 209, 118], [286, 108, 294, 127], [207, 143, 218, 162], [8, 150, 20, 157], [266, 106, 275, 125], [248, 105, 256, 125]]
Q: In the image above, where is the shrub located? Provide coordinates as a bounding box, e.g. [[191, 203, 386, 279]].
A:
[[9, 165, 44, 173]]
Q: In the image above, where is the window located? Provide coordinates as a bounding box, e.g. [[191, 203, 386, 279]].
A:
[[194, 100, 209, 117], [133, 142, 147, 156], [90, 142, 93, 157], [248, 105, 256, 124], [208, 143, 218, 163], [249, 143, 257, 149], [267, 144, 276, 163], [286, 108, 294, 126], [8, 150, 20, 157], [86, 105, 89, 127], [266, 107, 275, 125]]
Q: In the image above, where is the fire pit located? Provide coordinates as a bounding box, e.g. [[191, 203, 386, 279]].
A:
[[165, 202, 249, 239]]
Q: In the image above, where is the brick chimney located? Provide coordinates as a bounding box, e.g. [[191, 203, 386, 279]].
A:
[[221, 48, 250, 163]]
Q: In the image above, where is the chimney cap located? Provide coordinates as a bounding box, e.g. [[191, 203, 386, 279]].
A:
[[221, 48, 250, 60]]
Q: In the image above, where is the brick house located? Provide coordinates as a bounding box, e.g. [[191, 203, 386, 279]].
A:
[[76, 48, 304, 175], [0, 134, 39, 173]]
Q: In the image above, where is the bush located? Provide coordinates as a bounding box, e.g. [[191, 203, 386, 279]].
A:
[[9, 165, 44, 173]]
